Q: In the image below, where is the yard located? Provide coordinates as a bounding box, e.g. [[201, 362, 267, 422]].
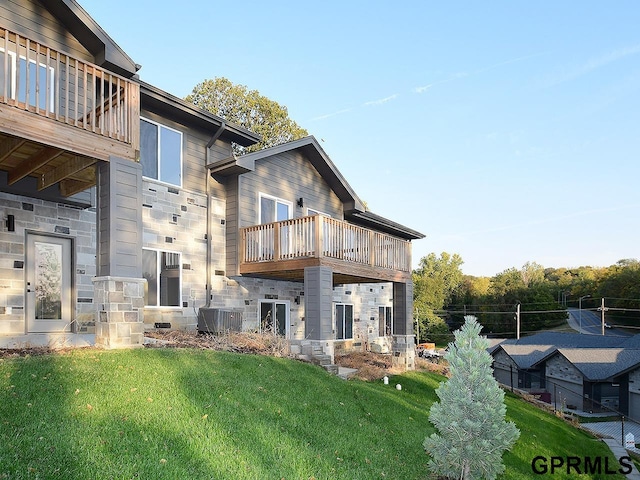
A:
[[0, 337, 629, 479]]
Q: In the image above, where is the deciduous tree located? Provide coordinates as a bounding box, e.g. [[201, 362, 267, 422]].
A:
[[186, 77, 308, 155]]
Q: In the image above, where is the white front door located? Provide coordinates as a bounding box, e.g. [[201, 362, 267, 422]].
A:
[[26, 233, 73, 333]]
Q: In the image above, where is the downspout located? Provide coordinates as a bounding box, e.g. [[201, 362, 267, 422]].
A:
[[204, 121, 226, 308]]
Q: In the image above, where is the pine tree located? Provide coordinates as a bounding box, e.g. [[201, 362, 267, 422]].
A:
[[424, 316, 519, 479]]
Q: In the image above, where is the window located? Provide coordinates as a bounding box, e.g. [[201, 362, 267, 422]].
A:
[[140, 118, 182, 186], [259, 193, 291, 224], [0, 49, 55, 111], [260, 300, 289, 337], [336, 304, 353, 340], [379, 306, 393, 336], [307, 208, 331, 218], [142, 249, 181, 307]]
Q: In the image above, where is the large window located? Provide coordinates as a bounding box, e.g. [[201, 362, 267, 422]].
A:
[[379, 306, 393, 336], [140, 118, 182, 186], [336, 304, 353, 340], [142, 249, 181, 307], [259, 193, 291, 224], [0, 49, 55, 111]]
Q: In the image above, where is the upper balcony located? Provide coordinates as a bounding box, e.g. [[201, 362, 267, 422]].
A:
[[240, 215, 413, 284], [0, 26, 139, 197]]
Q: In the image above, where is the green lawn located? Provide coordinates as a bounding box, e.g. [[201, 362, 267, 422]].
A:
[[0, 348, 627, 479]]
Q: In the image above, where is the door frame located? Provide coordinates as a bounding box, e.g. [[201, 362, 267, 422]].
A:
[[25, 231, 75, 334], [259, 299, 291, 338]]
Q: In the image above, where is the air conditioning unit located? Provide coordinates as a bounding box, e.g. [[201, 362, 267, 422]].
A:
[[197, 308, 243, 334]]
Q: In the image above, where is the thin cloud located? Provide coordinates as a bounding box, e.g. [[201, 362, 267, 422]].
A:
[[414, 52, 545, 94], [309, 108, 352, 122], [363, 94, 399, 106], [414, 84, 433, 94], [543, 43, 640, 87]]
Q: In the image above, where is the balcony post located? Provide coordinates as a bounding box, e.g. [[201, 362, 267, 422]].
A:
[[314, 215, 323, 258], [273, 222, 281, 261], [369, 230, 376, 267]]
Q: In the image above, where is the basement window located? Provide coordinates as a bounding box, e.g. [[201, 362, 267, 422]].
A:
[[335, 304, 353, 340], [143, 249, 181, 307]]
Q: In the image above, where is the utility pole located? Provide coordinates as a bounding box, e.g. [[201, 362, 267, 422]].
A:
[[598, 298, 609, 336], [515, 303, 521, 340]]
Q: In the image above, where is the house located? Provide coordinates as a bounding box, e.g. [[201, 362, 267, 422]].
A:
[[0, 1, 424, 369], [490, 332, 640, 419]]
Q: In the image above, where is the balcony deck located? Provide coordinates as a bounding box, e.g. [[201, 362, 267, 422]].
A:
[[0, 26, 139, 196], [240, 215, 412, 284]]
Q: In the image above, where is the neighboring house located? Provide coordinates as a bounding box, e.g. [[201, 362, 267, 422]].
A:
[[489, 332, 640, 419], [0, 1, 424, 369]]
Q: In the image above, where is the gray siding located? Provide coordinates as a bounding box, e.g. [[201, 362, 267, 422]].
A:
[[393, 281, 413, 336], [225, 176, 239, 275], [304, 266, 334, 340], [97, 157, 143, 278], [238, 150, 343, 228], [226, 149, 344, 274], [0, 0, 92, 62]]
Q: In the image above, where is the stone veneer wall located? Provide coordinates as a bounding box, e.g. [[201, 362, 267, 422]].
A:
[[546, 354, 583, 385], [630, 368, 640, 395], [0, 182, 399, 346], [0, 191, 96, 334], [492, 350, 517, 386], [140, 180, 208, 330]]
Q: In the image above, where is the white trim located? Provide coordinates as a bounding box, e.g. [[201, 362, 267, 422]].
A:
[[258, 192, 293, 224], [258, 299, 291, 338], [142, 247, 182, 309], [307, 208, 331, 218], [0, 48, 55, 111], [335, 303, 354, 340], [379, 305, 393, 337], [140, 117, 183, 188]]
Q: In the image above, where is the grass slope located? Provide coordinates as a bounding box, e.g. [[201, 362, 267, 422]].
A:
[[0, 349, 626, 479]]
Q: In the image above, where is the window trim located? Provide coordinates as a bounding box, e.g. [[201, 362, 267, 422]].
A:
[[306, 208, 331, 218], [1, 48, 55, 111], [259, 299, 290, 338], [335, 303, 354, 340], [258, 192, 292, 224], [142, 247, 182, 309], [140, 117, 183, 188], [379, 305, 393, 337]]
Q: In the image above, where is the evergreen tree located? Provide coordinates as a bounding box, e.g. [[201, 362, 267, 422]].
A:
[[424, 316, 519, 479]]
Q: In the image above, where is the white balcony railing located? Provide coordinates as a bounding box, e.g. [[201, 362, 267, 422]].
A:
[[241, 215, 411, 273]]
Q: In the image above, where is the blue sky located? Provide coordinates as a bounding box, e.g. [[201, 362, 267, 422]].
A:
[[82, 1, 640, 277]]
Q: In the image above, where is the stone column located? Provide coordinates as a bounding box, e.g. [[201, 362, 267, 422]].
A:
[[392, 281, 416, 370], [94, 156, 145, 348], [92, 276, 146, 348]]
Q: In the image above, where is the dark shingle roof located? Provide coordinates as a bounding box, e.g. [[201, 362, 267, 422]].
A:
[[496, 344, 557, 369], [556, 348, 640, 381]]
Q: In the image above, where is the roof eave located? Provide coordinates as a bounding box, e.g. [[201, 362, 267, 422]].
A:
[[140, 82, 261, 147]]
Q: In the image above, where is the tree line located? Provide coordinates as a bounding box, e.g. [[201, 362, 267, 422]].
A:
[[413, 254, 640, 343]]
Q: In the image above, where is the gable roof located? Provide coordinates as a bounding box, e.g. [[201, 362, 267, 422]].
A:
[[209, 136, 425, 240], [493, 344, 557, 369], [508, 331, 628, 348], [45, 0, 139, 77], [552, 348, 640, 381]]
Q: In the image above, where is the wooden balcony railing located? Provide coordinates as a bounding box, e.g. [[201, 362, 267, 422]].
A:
[[0, 27, 139, 149], [241, 215, 411, 273]]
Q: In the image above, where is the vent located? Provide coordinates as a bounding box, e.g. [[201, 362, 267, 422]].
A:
[[198, 308, 243, 335]]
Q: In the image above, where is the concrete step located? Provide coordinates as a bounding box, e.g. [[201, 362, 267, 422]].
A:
[[310, 354, 332, 366], [323, 364, 339, 375]]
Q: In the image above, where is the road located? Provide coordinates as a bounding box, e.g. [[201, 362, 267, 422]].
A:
[[567, 307, 631, 337]]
